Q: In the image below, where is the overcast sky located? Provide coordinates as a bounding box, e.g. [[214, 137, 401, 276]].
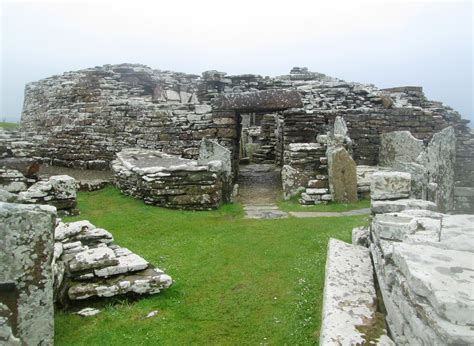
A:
[[1, 0, 472, 123]]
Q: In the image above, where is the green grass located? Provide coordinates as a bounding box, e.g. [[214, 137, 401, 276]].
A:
[[56, 186, 369, 345], [278, 195, 370, 212], [0, 121, 19, 129]]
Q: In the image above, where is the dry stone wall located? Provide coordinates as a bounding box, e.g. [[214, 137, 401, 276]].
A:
[[20, 64, 473, 211]]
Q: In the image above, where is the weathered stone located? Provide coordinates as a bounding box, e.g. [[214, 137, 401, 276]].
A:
[[0, 188, 17, 202], [55, 220, 96, 241], [372, 214, 418, 241], [68, 247, 118, 273], [281, 165, 308, 200], [75, 307, 101, 317], [371, 198, 437, 214], [370, 171, 411, 200], [0, 157, 40, 177], [94, 247, 149, 278], [68, 267, 172, 300], [17, 174, 77, 213], [113, 148, 227, 210], [0, 202, 56, 345], [352, 226, 369, 247], [416, 126, 456, 212], [333, 116, 348, 137], [379, 131, 424, 166], [393, 243, 474, 326], [327, 147, 357, 203], [320, 239, 391, 345], [213, 89, 303, 111]]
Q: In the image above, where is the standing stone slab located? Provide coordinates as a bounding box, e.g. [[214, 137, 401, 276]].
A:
[[320, 239, 392, 345], [370, 171, 411, 200], [379, 131, 425, 166], [0, 202, 56, 345], [417, 126, 456, 212], [327, 147, 357, 203]]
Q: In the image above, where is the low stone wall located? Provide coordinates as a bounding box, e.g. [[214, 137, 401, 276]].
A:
[[0, 171, 78, 215], [112, 148, 228, 210]]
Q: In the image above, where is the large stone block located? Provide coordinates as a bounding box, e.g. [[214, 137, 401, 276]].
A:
[[379, 131, 424, 166], [392, 243, 474, 326], [327, 147, 357, 203], [370, 171, 411, 200], [320, 239, 392, 345], [417, 126, 456, 212], [0, 202, 56, 345]]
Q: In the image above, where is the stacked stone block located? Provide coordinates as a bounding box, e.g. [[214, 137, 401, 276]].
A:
[[112, 148, 228, 210], [52, 220, 172, 304]]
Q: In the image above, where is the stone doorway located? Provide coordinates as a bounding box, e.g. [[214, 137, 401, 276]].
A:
[[236, 164, 282, 205], [236, 111, 283, 205]]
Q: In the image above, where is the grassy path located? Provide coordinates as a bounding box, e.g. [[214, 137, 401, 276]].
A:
[[56, 187, 368, 345]]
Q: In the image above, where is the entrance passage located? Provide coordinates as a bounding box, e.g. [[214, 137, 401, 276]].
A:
[[237, 164, 282, 205]]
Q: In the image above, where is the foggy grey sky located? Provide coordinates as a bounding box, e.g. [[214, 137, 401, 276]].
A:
[[1, 0, 472, 123]]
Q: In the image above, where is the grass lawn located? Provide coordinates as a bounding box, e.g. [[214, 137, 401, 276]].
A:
[[0, 121, 19, 129], [278, 195, 370, 212], [56, 186, 369, 345]]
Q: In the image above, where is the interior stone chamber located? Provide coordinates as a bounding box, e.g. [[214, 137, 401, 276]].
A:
[[20, 64, 474, 212]]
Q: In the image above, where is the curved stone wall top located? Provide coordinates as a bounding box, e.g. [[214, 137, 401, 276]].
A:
[[19, 64, 472, 179]]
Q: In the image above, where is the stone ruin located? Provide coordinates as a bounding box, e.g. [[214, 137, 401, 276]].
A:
[[320, 170, 474, 345], [15, 63, 473, 212], [1, 63, 473, 343]]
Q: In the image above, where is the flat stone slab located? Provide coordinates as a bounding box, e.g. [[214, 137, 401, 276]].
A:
[[243, 204, 280, 211], [371, 198, 437, 214], [68, 247, 118, 273], [320, 239, 391, 345], [371, 171, 411, 200], [244, 209, 289, 219], [289, 208, 370, 218], [94, 247, 149, 278], [392, 243, 474, 326]]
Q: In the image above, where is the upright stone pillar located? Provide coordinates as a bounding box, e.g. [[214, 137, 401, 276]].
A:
[[327, 147, 358, 203], [0, 202, 56, 345]]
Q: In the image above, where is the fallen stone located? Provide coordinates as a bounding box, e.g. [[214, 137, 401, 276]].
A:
[[145, 310, 160, 318], [75, 308, 101, 317]]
